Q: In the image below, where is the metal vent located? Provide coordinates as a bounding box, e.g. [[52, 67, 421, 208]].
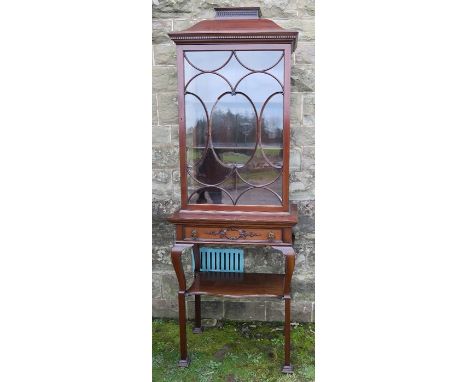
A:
[[214, 7, 261, 19], [192, 247, 244, 273]]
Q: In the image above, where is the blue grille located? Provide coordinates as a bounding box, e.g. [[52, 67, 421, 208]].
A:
[[192, 247, 244, 273]]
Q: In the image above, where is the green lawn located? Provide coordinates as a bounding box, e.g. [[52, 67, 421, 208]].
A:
[[153, 318, 315, 382]]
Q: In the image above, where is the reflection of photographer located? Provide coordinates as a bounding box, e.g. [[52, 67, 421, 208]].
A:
[[194, 149, 226, 204], [195, 186, 222, 204]]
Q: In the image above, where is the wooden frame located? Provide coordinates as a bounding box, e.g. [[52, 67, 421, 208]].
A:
[[177, 44, 292, 212]]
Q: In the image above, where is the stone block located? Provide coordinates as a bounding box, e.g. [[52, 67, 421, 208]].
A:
[[153, 66, 177, 93], [152, 220, 175, 247], [153, 125, 171, 146], [187, 300, 224, 320], [289, 146, 302, 171], [243, 247, 283, 273], [156, 92, 178, 125], [302, 93, 315, 127], [172, 19, 196, 33], [152, 169, 173, 200], [295, 200, 315, 234], [152, 144, 179, 169], [152, 245, 173, 271], [152, 274, 162, 299], [152, 93, 158, 125], [152, 0, 192, 18], [290, 170, 314, 201], [290, 92, 302, 125], [161, 273, 180, 299], [302, 145, 314, 170], [291, 123, 314, 146], [251, 0, 299, 19], [266, 301, 313, 322], [224, 301, 266, 321], [152, 298, 179, 318], [295, 42, 314, 65], [291, 65, 314, 92], [152, 199, 181, 219], [291, 274, 314, 300], [275, 18, 314, 41], [153, 44, 177, 66], [152, 19, 172, 44], [297, 0, 314, 17], [170, 124, 179, 145], [172, 170, 181, 200]]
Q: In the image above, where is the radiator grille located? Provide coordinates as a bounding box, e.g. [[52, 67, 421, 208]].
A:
[[192, 247, 244, 273]]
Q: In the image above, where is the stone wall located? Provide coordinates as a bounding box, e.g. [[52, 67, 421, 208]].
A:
[[152, 0, 314, 322]]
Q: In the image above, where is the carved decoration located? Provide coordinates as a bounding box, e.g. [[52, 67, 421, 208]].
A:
[[207, 227, 261, 240]]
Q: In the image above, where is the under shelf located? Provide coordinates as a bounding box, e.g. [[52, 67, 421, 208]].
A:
[[187, 272, 285, 298]]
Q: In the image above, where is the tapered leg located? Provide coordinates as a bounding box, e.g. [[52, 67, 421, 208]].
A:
[[170, 243, 193, 367], [177, 291, 190, 367], [192, 245, 203, 334], [192, 295, 203, 333], [272, 246, 296, 373], [282, 297, 293, 373]]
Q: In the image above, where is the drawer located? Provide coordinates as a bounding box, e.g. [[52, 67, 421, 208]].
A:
[[184, 226, 282, 243]]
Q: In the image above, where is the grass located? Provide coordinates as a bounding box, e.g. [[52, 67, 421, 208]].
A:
[[153, 318, 314, 382]]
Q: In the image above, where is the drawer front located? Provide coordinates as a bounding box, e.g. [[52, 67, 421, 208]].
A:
[[184, 226, 282, 243]]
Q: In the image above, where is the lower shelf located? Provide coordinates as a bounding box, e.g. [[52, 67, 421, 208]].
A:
[[186, 272, 285, 298]]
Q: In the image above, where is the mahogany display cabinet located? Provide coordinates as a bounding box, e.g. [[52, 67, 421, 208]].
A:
[[167, 7, 299, 373]]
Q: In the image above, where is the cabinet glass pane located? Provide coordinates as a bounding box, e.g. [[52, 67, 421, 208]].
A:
[[185, 51, 232, 71], [185, 93, 208, 167], [211, 93, 256, 166], [184, 49, 285, 207], [236, 51, 283, 71]]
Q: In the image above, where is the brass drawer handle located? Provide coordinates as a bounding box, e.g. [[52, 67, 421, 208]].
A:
[[268, 231, 275, 242], [191, 229, 198, 240]]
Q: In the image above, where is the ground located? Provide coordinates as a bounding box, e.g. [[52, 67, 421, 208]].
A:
[[153, 318, 315, 381]]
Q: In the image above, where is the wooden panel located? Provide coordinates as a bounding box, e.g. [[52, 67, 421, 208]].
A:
[[184, 226, 282, 243], [187, 272, 285, 298], [169, 204, 298, 226]]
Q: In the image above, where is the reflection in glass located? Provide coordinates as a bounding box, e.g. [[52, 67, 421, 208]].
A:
[[185, 51, 231, 71], [186, 73, 231, 113], [236, 178, 283, 206], [217, 56, 251, 88], [211, 93, 256, 166], [236, 51, 283, 71], [266, 57, 284, 85], [236, 73, 283, 112], [184, 58, 201, 85], [237, 151, 282, 186], [188, 184, 231, 205], [261, 93, 283, 166], [185, 94, 208, 166], [183, 49, 286, 207], [190, 149, 231, 185]]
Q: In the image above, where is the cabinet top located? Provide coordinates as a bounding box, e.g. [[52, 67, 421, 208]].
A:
[[168, 9, 298, 51]]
